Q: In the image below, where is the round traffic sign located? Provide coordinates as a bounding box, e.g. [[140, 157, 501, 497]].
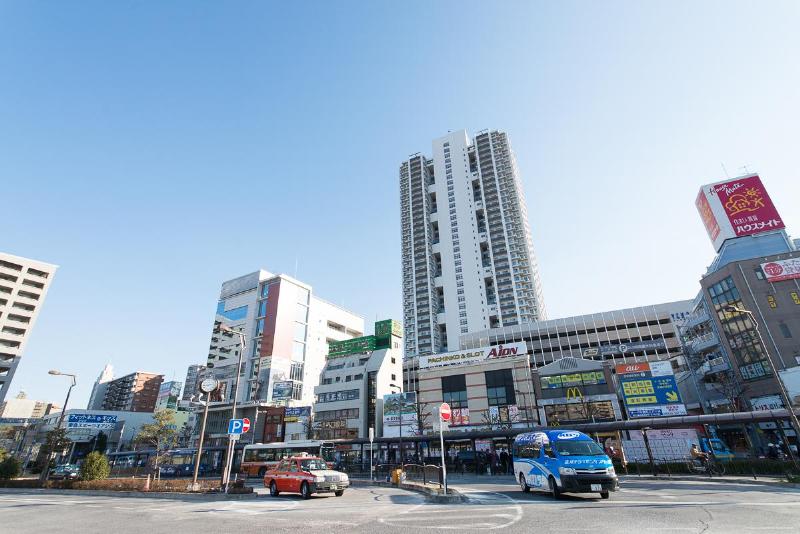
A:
[[242, 418, 251, 433], [439, 402, 451, 422]]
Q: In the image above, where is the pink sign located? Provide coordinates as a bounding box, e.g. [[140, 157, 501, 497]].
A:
[[711, 175, 784, 237], [761, 258, 800, 283]]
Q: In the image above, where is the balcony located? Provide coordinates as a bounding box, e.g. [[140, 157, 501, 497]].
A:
[[698, 356, 730, 377], [683, 310, 711, 329], [690, 332, 720, 353]]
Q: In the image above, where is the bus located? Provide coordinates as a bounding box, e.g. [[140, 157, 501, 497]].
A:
[[241, 440, 336, 478]]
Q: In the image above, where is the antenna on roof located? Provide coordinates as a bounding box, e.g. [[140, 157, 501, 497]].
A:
[[739, 165, 751, 175]]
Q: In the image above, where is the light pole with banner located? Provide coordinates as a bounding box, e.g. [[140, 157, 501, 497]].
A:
[[190, 377, 218, 491], [725, 305, 800, 468], [215, 322, 247, 492], [438, 402, 450, 495], [41, 370, 77, 481]]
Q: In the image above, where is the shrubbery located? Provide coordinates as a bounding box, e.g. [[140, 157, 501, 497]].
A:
[[0, 456, 22, 480], [79, 452, 110, 481]]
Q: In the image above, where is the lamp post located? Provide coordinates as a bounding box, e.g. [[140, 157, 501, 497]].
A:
[[41, 370, 77, 481], [724, 305, 800, 468], [216, 322, 247, 492]]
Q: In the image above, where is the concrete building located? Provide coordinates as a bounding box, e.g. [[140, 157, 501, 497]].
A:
[[0, 392, 58, 419], [312, 320, 403, 441], [155, 380, 182, 411], [400, 130, 546, 358], [0, 252, 58, 404], [182, 364, 205, 401], [101, 372, 164, 412], [197, 270, 363, 447], [87, 364, 114, 410]]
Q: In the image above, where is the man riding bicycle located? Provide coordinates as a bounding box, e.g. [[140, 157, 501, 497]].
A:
[[690, 444, 709, 467]]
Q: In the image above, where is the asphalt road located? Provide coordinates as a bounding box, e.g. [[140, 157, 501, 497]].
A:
[[1, 478, 798, 533]]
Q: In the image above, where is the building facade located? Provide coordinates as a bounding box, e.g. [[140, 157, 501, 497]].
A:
[[155, 380, 183, 411], [101, 372, 164, 412], [0, 252, 58, 404], [400, 130, 546, 358], [0, 392, 58, 419], [312, 320, 403, 440], [182, 364, 206, 401], [87, 364, 114, 410]]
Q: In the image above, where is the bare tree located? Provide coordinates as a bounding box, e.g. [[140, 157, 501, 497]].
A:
[[707, 370, 748, 412]]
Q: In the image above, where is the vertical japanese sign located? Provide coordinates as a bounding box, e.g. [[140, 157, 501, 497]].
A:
[[696, 174, 785, 251]]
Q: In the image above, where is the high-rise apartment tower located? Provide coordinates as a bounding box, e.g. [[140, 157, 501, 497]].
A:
[[400, 130, 545, 357]]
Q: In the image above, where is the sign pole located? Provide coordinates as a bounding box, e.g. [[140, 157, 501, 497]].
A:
[[369, 427, 374, 482], [439, 415, 447, 495]]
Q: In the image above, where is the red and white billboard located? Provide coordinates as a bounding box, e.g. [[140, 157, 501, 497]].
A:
[[696, 174, 784, 251], [761, 258, 800, 283]]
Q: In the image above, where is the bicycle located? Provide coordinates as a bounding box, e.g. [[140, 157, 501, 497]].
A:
[[686, 457, 725, 476]]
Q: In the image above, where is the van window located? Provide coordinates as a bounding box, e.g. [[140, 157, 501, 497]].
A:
[[514, 443, 541, 459], [554, 440, 605, 456]]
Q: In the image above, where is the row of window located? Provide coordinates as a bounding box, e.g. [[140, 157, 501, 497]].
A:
[[0, 260, 49, 279], [441, 369, 517, 410]]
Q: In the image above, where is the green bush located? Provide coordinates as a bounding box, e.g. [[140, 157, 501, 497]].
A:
[[79, 452, 110, 481], [0, 456, 22, 480]]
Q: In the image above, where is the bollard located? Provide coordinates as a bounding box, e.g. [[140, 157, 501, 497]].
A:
[[144, 473, 151, 491]]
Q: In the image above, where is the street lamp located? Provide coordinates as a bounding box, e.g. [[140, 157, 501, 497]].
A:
[[724, 304, 800, 467], [389, 383, 404, 471], [215, 322, 247, 492], [41, 370, 77, 481]]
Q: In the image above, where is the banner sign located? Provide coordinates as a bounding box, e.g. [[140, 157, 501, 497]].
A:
[[316, 389, 359, 403], [540, 371, 606, 389], [696, 174, 785, 251], [382, 392, 418, 437], [761, 258, 800, 283], [66, 414, 118, 429], [600, 339, 666, 356], [419, 342, 527, 370], [616, 362, 686, 418], [0, 418, 40, 426], [284, 406, 311, 422], [271, 381, 294, 400]]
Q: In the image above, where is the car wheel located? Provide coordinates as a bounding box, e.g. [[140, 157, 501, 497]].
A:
[[334, 490, 344, 497], [548, 476, 561, 499], [300, 482, 311, 500], [519, 473, 530, 493], [600, 491, 610, 499], [269, 481, 279, 497]]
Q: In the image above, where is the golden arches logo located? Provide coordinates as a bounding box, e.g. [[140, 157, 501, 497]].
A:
[[566, 387, 583, 400], [725, 187, 765, 215]]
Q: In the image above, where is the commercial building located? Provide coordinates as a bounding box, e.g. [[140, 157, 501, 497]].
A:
[[0, 392, 58, 419], [155, 380, 182, 411], [101, 372, 164, 413], [197, 269, 363, 447], [87, 364, 114, 410], [400, 130, 546, 358], [0, 252, 58, 404], [312, 320, 403, 442], [182, 364, 206, 401]]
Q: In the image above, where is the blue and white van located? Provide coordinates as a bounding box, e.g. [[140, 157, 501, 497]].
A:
[[512, 430, 618, 499]]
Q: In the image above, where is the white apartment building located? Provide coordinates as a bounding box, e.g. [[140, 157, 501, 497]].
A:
[[206, 270, 364, 408], [0, 252, 58, 404], [313, 320, 403, 440], [87, 363, 114, 410], [400, 130, 546, 358]]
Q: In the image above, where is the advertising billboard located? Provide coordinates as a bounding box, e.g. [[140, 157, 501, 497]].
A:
[[600, 339, 666, 356], [761, 258, 800, 283], [696, 174, 785, 251], [382, 392, 418, 437], [284, 406, 311, 423], [271, 381, 294, 401], [66, 414, 118, 429], [418, 342, 528, 370], [616, 361, 687, 418]]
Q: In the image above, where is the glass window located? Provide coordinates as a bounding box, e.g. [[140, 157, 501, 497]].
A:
[[294, 323, 307, 342], [261, 284, 270, 298], [441, 374, 467, 410], [258, 300, 267, 317], [255, 318, 265, 336], [485, 369, 516, 407]]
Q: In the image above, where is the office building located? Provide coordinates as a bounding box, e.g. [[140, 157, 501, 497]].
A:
[[87, 364, 114, 410], [0, 252, 58, 404], [312, 319, 403, 441], [101, 372, 164, 413], [400, 130, 546, 358], [182, 364, 206, 401], [155, 380, 182, 411], [0, 391, 58, 419]]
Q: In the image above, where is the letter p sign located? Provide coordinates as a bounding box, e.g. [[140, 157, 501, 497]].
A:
[[228, 418, 244, 435]]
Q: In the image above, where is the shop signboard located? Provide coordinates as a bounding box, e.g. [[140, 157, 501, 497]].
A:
[[419, 342, 527, 370], [540, 371, 606, 389], [761, 258, 800, 283], [451, 408, 470, 426], [328, 335, 377, 358], [271, 381, 294, 400], [316, 389, 360, 403], [696, 174, 785, 251], [382, 392, 418, 437], [600, 339, 666, 356], [616, 362, 686, 418], [284, 406, 311, 423], [66, 414, 118, 430]]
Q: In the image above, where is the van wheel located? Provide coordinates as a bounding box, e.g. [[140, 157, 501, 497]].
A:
[[600, 491, 610, 499], [519, 473, 530, 493], [548, 476, 561, 499], [300, 482, 312, 499], [334, 490, 344, 497], [269, 481, 279, 496]]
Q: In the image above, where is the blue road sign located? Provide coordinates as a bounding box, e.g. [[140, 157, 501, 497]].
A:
[[228, 418, 244, 434]]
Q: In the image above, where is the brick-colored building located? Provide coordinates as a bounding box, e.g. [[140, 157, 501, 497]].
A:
[[102, 372, 164, 413]]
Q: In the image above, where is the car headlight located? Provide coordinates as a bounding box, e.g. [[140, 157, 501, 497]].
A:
[[558, 467, 576, 475], [314, 476, 325, 483], [606, 466, 616, 475]]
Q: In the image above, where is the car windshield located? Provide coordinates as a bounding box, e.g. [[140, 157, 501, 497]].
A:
[[554, 440, 606, 456], [301, 459, 329, 471]]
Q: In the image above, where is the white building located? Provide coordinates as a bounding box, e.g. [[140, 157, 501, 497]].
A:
[[0, 392, 58, 419], [87, 364, 114, 410], [313, 320, 403, 440], [182, 364, 206, 401], [400, 130, 546, 358], [0, 252, 58, 404], [207, 270, 363, 407]]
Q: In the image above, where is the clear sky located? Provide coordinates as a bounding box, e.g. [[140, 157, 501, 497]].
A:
[[2, 1, 799, 407]]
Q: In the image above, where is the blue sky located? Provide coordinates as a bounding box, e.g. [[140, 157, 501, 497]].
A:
[[2, 1, 799, 406]]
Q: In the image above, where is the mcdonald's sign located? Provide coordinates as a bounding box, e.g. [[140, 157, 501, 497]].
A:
[[566, 387, 583, 401]]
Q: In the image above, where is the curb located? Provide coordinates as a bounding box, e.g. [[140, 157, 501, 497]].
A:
[[0, 487, 260, 500], [350, 479, 466, 503], [620, 475, 800, 490]]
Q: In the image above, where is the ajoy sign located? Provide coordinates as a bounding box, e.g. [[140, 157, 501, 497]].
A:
[[419, 342, 528, 369]]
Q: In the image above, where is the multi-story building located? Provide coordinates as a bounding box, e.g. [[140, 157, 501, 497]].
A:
[[0, 252, 58, 404], [182, 364, 206, 401], [197, 270, 363, 446], [87, 364, 114, 410], [312, 320, 403, 442], [400, 130, 546, 358], [0, 392, 58, 419], [155, 380, 183, 411], [101, 372, 164, 413]]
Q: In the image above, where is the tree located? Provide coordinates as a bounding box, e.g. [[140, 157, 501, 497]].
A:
[[0, 455, 21, 480], [37, 428, 71, 474], [133, 410, 178, 479], [80, 451, 110, 480], [707, 370, 748, 412], [94, 431, 108, 454]]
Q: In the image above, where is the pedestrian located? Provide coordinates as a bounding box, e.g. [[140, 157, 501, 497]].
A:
[[500, 449, 509, 474]]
